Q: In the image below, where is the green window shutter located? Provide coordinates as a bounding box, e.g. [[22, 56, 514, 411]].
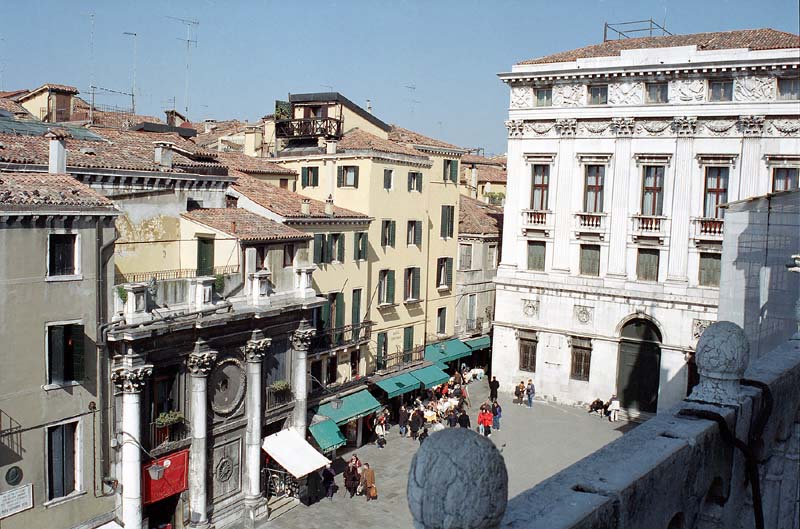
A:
[[440, 206, 447, 238], [449, 206, 454, 237], [404, 268, 411, 300], [301, 167, 308, 187], [414, 221, 422, 246], [450, 160, 458, 182], [361, 232, 368, 258], [337, 233, 345, 262], [313, 234, 324, 264], [335, 292, 345, 328], [403, 326, 414, 351], [389, 221, 396, 247], [325, 235, 334, 264], [337, 166, 344, 187], [377, 332, 386, 360], [351, 289, 361, 325], [48, 325, 65, 384], [446, 258, 453, 288], [412, 268, 420, 299], [381, 221, 388, 246], [312, 167, 319, 186], [353, 233, 360, 260], [407, 172, 413, 191], [417, 174, 423, 192], [384, 169, 391, 190], [71, 325, 85, 382], [322, 299, 332, 330], [353, 166, 360, 188], [386, 270, 395, 304]]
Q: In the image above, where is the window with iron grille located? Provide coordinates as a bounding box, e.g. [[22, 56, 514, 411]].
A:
[[570, 337, 592, 381], [704, 167, 729, 218], [699, 252, 721, 287], [579, 245, 600, 276], [772, 167, 799, 192], [584, 165, 605, 213], [519, 335, 537, 372], [641, 166, 665, 216], [636, 249, 659, 282], [531, 164, 549, 210]]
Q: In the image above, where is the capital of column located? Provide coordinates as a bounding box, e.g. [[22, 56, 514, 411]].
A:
[[737, 115, 765, 137], [245, 337, 272, 363], [111, 365, 153, 393], [610, 117, 635, 137], [291, 328, 315, 352], [188, 351, 217, 376], [554, 118, 577, 137], [671, 116, 698, 137]]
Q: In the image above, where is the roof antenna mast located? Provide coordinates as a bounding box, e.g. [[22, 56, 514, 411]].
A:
[[167, 15, 199, 118]]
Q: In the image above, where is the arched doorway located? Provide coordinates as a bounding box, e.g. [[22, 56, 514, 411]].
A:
[[616, 319, 662, 413]]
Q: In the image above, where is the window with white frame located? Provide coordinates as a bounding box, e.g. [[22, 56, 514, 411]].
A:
[[531, 164, 549, 210], [408, 171, 423, 192], [48, 233, 78, 277], [436, 257, 453, 289], [584, 165, 605, 213], [47, 421, 79, 500], [487, 245, 497, 269], [437, 307, 447, 335], [404, 267, 421, 302], [378, 269, 395, 305]]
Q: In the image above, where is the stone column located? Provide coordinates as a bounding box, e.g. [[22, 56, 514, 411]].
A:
[[666, 117, 697, 284], [737, 115, 765, 199], [551, 119, 577, 272], [291, 322, 315, 437], [187, 340, 217, 528], [111, 362, 153, 529], [607, 118, 634, 278], [243, 332, 271, 527]]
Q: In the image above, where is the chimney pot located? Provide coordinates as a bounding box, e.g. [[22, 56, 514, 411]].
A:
[[153, 141, 175, 169], [44, 129, 69, 174], [324, 195, 334, 217], [301, 199, 311, 216], [232, 221, 237, 233]]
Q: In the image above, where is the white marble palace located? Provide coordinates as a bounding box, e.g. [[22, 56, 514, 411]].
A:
[[492, 28, 800, 414]]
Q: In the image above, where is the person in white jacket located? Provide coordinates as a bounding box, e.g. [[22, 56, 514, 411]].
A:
[[608, 394, 621, 422]]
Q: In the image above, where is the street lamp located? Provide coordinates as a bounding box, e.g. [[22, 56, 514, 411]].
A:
[[119, 431, 166, 481], [308, 374, 343, 409]]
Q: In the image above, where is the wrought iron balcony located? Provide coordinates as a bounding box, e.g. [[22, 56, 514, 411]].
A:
[[376, 345, 425, 374], [466, 317, 484, 333], [691, 217, 725, 241], [266, 387, 293, 410], [147, 418, 189, 451], [275, 117, 343, 140], [311, 321, 373, 353]]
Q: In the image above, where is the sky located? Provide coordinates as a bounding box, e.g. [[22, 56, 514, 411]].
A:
[[1, 0, 798, 155]]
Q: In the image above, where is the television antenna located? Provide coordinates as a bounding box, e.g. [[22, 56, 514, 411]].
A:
[[166, 15, 199, 117], [122, 32, 137, 114]]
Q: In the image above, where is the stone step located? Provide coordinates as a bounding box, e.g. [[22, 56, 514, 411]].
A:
[[267, 496, 300, 521]]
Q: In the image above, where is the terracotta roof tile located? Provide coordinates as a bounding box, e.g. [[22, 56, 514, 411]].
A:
[[0, 171, 117, 212], [181, 208, 310, 242], [194, 120, 248, 147], [459, 195, 503, 235], [233, 174, 368, 219], [0, 98, 32, 117], [72, 98, 163, 129], [388, 125, 464, 151], [215, 151, 296, 175], [460, 153, 505, 167], [474, 165, 506, 184], [519, 28, 800, 65], [338, 128, 425, 157]]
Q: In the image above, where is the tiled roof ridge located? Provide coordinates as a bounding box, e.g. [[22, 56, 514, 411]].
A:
[[459, 195, 503, 235], [0, 171, 117, 211], [387, 125, 464, 152], [518, 28, 800, 65], [338, 127, 427, 158], [181, 207, 311, 242]]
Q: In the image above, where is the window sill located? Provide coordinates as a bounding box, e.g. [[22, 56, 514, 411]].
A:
[[46, 274, 83, 282], [43, 381, 81, 391], [569, 377, 590, 383], [437, 285, 451, 292], [43, 490, 86, 509], [403, 298, 422, 305], [377, 303, 397, 310]]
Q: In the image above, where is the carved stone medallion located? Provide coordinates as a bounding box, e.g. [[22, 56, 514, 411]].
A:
[[209, 357, 247, 416], [522, 299, 539, 318], [553, 84, 583, 107], [574, 305, 593, 325]]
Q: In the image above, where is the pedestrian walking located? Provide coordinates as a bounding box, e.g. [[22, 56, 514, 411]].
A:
[[492, 401, 502, 431], [360, 463, 378, 502], [608, 394, 620, 422], [478, 406, 493, 437], [447, 409, 458, 427], [489, 376, 499, 401], [457, 409, 471, 428], [410, 408, 423, 440], [398, 405, 409, 437], [418, 427, 429, 446], [515, 381, 526, 406], [322, 465, 336, 500], [343, 460, 360, 498], [526, 379, 535, 408], [374, 419, 386, 449], [477, 405, 485, 436]]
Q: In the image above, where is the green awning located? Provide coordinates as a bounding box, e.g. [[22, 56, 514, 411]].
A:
[[316, 390, 382, 425], [464, 336, 491, 350], [410, 365, 451, 389], [375, 372, 421, 399], [434, 361, 450, 372], [425, 338, 472, 363], [308, 419, 347, 453]]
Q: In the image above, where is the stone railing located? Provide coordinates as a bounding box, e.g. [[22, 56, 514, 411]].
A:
[[692, 217, 726, 240], [408, 321, 800, 529]]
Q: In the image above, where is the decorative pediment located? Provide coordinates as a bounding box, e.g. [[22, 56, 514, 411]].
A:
[[524, 153, 557, 164], [696, 154, 738, 168], [576, 153, 613, 165], [634, 153, 673, 166]]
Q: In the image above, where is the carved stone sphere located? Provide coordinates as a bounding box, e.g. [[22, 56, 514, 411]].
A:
[[407, 427, 508, 529], [695, 321, 749, 381]]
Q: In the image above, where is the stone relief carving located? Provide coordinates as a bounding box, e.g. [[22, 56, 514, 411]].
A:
[[553, 84, 584, 107], [734, 76, 775, 102], [244, 338, 271, 362], [510, 86, 534, 109], [580, 121, 611, 135], [209, 357, 246, 416], [737, 115, 765, 136], [701, 119, 738, 136], [636, 120, 672, 136], [188, 350, 218, 376], [573, 305, 594, 325], [111, 365, 153, 393], [528, 122, 555, 135], [693, 319, 713, 340], [611, 117, 636, 136], [522, 299, 539, 318], [768, 119, 800, 136], [554, 118, 578, 137], [608, 81, 643, 105], [672, 116, 698, 136], [505, 119, 525, 137], [669, 79, 705, 103], [687, 321, 749, 406]]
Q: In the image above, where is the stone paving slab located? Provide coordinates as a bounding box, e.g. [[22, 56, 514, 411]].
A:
[[255, 380, 632, 529]]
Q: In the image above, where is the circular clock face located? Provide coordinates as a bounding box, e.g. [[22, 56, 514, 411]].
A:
[[5, 466, 23, 486], [209, 358, 246, 416]]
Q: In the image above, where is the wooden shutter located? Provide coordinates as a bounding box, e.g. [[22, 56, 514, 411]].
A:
[[404, 269, 411, 300], [360, 232, 368, 259], [412, 268, 420, 299], [48, 325, 65, 384], [377, 333, 386, 360], [325, 234, 334, 264], [414, 221, 422, 246], [312, 167, 319, 186], [446, 258, 453, 288], [313, 234, 324, 264], [450, 160, 458, 182], [48, 425, 65, 499], [321, 299, 331, 330], [440, 206, 447, 238], [580, 245, 600, 276], [71, 325, 85, 382], [301, 167, 309, 187], [351, 289, 361, 325], [386, 270, 395, 304], [352, 166, 359, 188], [389, 221, 396, 247], [384, 169, 392, 189], [442, 161, 448, 180], [407, 172, 413, 191], [417, 173, 423, 192], [337, 166, 344, 187], [403, 326, 414, 351], [337, 233, 345, 263], [335, 293, 345, 328]]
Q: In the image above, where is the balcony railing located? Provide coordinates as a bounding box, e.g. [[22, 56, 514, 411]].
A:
[[575, 212, 606, 229], [309, 376, 365, 399], [631, 215, 667, 232], [115, 265, 240, 285], [465, 317, 484, 333], [275, 117, 343, 140], [521, 209, 550, 227], [262, 468, 300, 499], [267, 387, 293, 411], [311, 321, 373, 352], [147, 418, 189, 450], [376, 345, 425, 373], [692, 217, 725, 239]]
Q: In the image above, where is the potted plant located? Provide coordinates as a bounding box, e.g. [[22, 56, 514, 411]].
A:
[[155, 410, 184, 428], [269, 380, 291, 393]]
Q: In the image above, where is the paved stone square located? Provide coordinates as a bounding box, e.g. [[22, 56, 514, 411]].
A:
[[258, 379, 633, 529]]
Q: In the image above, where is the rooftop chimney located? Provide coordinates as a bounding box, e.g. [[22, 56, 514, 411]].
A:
[[44, 129, 69, 174], [326, 140, 337, 154], [301, 199, 311, 216], [325, 195, 334, 217], [244, 125, 263, 157], [366, 99, 373, 114], [153, 141, 175, 169], [203, 119, 217, 133], [231, 221, 237, 234]]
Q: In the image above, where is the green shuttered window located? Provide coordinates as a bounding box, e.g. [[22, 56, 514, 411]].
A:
[[440, 205, 454, 239]]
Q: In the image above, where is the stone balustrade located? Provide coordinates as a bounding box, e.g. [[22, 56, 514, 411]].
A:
[[408, 321, 800, 529]]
